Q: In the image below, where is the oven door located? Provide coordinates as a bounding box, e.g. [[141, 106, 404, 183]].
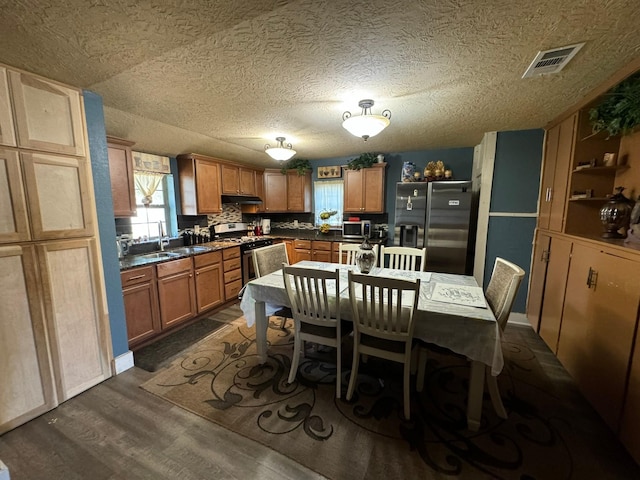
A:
[[242, 249, 256, 284]]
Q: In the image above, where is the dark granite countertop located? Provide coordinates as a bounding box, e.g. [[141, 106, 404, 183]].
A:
[[267, 228, 388, 244]]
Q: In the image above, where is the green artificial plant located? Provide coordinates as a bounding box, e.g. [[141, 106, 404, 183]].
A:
[[346, 152, 377, 170], [589, 73, 640, 138], [280, 158, 312, 175]]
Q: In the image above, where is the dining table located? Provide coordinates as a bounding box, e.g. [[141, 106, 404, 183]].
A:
[[239, 260, 502, 431]]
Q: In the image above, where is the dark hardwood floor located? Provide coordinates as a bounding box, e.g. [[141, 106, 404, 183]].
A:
[[0, 304, 324, 480]]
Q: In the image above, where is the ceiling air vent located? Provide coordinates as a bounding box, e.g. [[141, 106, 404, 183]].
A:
[[522, 43, 585, 78]]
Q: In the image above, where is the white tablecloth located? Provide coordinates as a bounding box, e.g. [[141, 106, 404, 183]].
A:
[[240, 261, 503, 376]]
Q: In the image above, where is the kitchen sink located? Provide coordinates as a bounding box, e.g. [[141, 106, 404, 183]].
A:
[[170, 246, 210, 255], [138, 251, 182, 260]]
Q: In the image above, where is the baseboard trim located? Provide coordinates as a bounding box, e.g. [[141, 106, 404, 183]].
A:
[[509, 312, 531, 327], [114, 350, 134, 374], [0, 459, 10, 480]]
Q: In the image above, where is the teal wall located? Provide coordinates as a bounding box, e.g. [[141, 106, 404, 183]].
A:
[[483, 129, 544, 313], [83, 91, 129, 357]]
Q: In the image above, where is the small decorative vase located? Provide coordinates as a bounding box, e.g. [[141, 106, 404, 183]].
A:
[[600, 187, 633, 238], [377, 154, 385, 163], [356, 236, 377, 274]]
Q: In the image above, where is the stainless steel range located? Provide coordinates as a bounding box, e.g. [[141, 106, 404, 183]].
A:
[[213, 223, 273, 283]]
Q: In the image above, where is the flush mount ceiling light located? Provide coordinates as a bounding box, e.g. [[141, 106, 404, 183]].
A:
[[264, 136, 296, 161], [342, 99, 391, 141]]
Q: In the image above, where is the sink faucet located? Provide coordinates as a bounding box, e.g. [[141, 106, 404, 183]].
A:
[[158, 221, 168, 251]]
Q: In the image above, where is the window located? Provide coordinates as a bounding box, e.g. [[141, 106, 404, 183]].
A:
[[130, 173, 174, 241], [314, 180, 343, 226]]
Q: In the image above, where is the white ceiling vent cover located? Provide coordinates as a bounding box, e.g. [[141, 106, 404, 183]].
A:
[[522, 43, 585, 78]]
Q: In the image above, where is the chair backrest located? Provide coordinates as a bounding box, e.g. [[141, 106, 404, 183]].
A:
[[379, 246, 427, 271], [347, 270, 420, 342], [485, 257, 526, 332], [252, 243, 289, 278], [338, 242, 379, 265], [283, 265, 340, 327]]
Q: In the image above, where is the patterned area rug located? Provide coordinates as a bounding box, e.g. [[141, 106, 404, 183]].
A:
[[140, 318, 640, 479]]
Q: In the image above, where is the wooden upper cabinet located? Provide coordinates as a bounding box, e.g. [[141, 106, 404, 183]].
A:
[[9, 70, 85, 157], [264, 170, 288, 212], [0, 149, 30, 243], [255, 170, 264, 212], [0, 67, 16, 147], [21, 152, 93, 240], [107, 136, 136, 217], [177, 155, 222, 215], [0, 244, 56, 434], [221, 163, 240, 194], [37, 238, 111, 401], [240, 167, 256, 195], [287, 171, 311, 212], [537, 126, 559, 230], [344, 163, 386, 213]]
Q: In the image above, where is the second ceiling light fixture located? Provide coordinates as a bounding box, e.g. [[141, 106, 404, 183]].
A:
[[342, 99, 391, 141]]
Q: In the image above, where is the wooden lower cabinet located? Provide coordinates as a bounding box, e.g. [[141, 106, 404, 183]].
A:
[[121, 266, 160, 347], [223, 247, 242, 301], [157, 257, 197, 330], [0, 245, 56, 434], [195, 251, 224, 312], [620, 324, 640, 464], [293, 239, 312, 263], [312, 240, 332, 262], [557, 242, 640, 431], [526, 232, 551, 331]]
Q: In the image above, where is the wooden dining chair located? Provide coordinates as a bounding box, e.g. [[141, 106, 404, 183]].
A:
[[346, 270, 421, 419], [251, 243, 291, 329], [379, 245, 427, 271], [283, 265, 352, 398], [338, 242, 379, 265]]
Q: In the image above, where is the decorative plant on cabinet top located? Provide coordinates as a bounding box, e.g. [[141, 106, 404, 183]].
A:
[[589, 72, 640, 138], [280, 158, 312, 175]]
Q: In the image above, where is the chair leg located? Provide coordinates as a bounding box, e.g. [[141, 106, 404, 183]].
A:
[[410, 346, 418, 375], [346, 342, 360, 401], [335, 339, 342, 399], [416, 346, 427, 392], [403, 358, 411, 420], [288, 334, 302, 384], [486, 366, 507, 419]]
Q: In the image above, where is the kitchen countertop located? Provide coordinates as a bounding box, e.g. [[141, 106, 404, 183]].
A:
[[119, 231, 388, 271]]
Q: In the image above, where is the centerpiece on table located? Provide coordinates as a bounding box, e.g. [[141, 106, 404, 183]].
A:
[[319, 210, 338, 234]]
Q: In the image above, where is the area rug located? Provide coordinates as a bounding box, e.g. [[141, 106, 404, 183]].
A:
[[140, 318, 639, 479], [133, 317, 226, 372]]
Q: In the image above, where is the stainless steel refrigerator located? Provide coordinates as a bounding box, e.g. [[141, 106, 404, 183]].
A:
[[394, 180, 475, 274]]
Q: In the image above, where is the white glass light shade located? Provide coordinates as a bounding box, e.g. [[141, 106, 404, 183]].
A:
[[265, 146, 297, 161], [264, 137, 296, 161], [342, 114, 390, 140]]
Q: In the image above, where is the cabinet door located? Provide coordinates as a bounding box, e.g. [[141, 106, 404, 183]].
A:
[[0, 67, 16, 147], [107, 137, 136, 217], [312, 249, 332, 262], [538, 236, 572, 353], [196, 160, 222, 214], [295, 248, 312, 263], [548, 114, 576, 232], [558, 243, 640, 430], [362, 166, 385, 213], [221, 164, 240, 194], [0, 149, 30, 243], [21, 152, 93, 239], [287, 171, 310, 212], [37, 239, 111, 401], [264, 171, 287, 212], [0, 245, 56, 434], [158, 270, 196, 329], [195, 262, 224, 313], [538, 126, 560, 230], [240, 167, 256, 195], [620, 313, 640, 464], [9, 71, 85, 156], [255, 171, 264, 212], [526, 232, 551, 331], [343, 168, 364, 212], [121, 266, 160, 348]]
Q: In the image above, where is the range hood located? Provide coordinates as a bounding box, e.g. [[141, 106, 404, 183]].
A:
[[221, 195, 263, 205]]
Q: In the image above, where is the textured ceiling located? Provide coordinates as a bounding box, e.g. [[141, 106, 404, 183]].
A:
[[2, 0, 640, 167]]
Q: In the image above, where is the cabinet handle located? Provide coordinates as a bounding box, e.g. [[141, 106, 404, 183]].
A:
[[127, 274, 146, 281], [586, 267, 598, 289], [189, 274, 193, 278], [541, 249, 550, 262]]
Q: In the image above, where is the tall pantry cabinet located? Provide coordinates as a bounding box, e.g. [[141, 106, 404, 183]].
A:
[[0, 64, 112, 434]]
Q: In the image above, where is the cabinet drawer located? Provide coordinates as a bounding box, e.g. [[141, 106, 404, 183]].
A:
[[156, 257, 193, 278], [225, 279, 242, 300], [224, 257, 241, 272], [224, 268, 242, 284], [312, 240, 332, 251], [120, 266, 155, 288], [222, 246, 240, 260], [294, 239, 311, 249], [194, 250, 222, 269]]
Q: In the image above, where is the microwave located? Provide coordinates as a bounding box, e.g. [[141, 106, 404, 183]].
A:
[[342, 220, 372, 239]]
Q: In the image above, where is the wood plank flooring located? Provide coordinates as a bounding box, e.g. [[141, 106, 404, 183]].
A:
[[0, 304, 324, 480]]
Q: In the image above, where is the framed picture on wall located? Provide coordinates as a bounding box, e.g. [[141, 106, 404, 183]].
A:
[[318, 166, 341, 178]]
